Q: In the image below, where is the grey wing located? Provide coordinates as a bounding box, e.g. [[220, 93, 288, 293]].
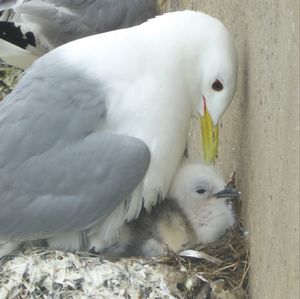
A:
[[0, 56, 150, 239], [0, 0, 24, 10], [0, 54, 107, 168], [0, 133, 150, 239], [12, 0, 158, 48]]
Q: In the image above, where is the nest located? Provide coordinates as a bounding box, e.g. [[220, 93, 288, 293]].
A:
[[0, 223, 249, 299], [0, 64, 22, 100], [160, 223, 249, 293]]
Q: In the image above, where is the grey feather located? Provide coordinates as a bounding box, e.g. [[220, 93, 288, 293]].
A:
[[0, 55, 106, 168], [0, 0, 23, 10], [0, 52, 151, 240], [1, 0, 158, 50], [0, 132, 150, 239]]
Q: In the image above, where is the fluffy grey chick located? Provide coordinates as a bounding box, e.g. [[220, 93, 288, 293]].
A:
[[127, 161, 240, 257]]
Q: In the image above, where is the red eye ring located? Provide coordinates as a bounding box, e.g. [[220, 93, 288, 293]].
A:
[[212, 79, 223, 92]]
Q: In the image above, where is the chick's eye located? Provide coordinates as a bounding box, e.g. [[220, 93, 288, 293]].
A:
[[196, 189, 206, 194], [212, 79, 223, 91]]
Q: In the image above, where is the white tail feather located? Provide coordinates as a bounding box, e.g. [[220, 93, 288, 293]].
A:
[[0, 39, 39, 69]]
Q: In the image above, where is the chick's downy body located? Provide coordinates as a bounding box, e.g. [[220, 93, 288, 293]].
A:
[[123, 162, 239, 257]]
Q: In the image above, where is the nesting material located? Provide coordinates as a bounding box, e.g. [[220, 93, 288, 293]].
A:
[[179, 223, 249, 290], [0, 64, 22, 100], [0, 223, 249, 299]]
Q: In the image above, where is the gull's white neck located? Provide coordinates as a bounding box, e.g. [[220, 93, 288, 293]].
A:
[[59, 12, 208, 211], [88, 18, 201, 210], [104, 68, 192, 210]]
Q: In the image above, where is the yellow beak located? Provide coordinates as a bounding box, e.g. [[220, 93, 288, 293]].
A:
[[200, 109, 219, 164]]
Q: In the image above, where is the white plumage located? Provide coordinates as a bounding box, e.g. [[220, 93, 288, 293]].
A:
[[0, 11, 238, 258]]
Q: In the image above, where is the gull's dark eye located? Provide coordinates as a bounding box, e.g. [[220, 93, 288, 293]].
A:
[[196, 189, 206, 194], [212, 79, 223, 91]]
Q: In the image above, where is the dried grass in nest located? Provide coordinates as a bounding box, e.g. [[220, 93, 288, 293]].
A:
[[157, 223, 249, 289], [0, 64, 23, 100]]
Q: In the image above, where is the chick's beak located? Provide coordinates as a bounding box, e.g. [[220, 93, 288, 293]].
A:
[[212, 186, 241, 199], [200, 97, 219, 164]]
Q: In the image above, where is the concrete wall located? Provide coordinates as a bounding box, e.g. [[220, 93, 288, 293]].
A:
[[162, 1, 299, 298]]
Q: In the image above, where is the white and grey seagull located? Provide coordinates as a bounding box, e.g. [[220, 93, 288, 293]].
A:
[[0, 10, 238, 257], [0, 0, 161, 69]]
